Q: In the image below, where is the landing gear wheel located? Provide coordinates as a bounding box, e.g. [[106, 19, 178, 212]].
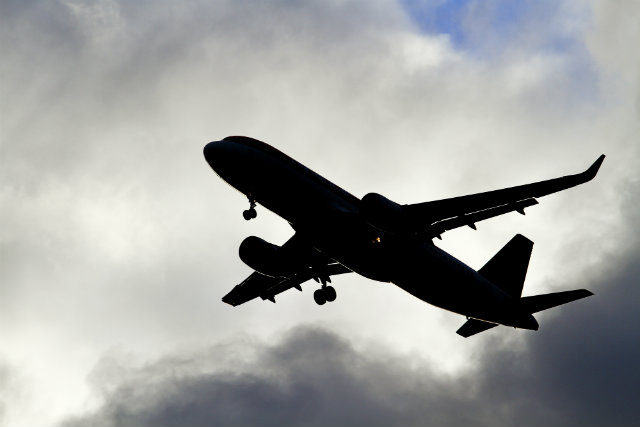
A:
[[324, 285, 336, 302], [242, 208, 257, 220], [242, 194, 258, 220], [313, 289, 326, 305]]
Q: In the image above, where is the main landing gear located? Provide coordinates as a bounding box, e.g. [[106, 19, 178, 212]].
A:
[[313, 284, 337, 305], [243, 195, 257, 220]]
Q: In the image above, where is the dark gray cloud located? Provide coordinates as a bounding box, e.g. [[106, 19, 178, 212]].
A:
[[59, 325, 475, 427]]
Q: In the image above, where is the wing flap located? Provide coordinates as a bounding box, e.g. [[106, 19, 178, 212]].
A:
[[429, 198, 538, 238]]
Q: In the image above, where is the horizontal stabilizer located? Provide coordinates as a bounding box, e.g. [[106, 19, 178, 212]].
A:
[[520, 289, 593, 314], [479, 234, 533, 297], [457, 318, 498, 337]]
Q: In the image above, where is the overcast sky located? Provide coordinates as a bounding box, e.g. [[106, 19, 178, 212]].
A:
[[1, 0, 639, 425]]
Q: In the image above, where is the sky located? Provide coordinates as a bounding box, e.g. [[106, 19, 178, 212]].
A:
[[1, 0, 639, 425]]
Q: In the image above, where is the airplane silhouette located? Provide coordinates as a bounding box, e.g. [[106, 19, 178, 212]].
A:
[[204, 136, 604, 337]]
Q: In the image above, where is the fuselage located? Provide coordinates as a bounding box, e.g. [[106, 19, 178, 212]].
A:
[[204, 136, 538, 329]]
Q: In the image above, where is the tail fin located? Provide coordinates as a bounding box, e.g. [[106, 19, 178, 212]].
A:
[[478, 234, 533, 297], [457, 235, 593, 338], [457, 290, 594, 337], [520, 289, 593, 313]]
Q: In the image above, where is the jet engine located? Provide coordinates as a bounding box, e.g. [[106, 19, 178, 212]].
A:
[[360, 192, 408, 233], [238, 236, 295, 278]]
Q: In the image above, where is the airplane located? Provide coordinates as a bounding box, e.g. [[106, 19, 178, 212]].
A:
[[204, 136, 604, 337]]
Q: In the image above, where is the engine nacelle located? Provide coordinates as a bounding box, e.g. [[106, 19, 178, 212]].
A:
[[360, 192, 407, 233], [238, 236, 294, 278]]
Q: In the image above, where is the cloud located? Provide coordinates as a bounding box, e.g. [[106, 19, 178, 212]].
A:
[[0, 363, 9, 425], [61, 247, 640, 427], [59, 325, 480, 427], [59, 156, 640, 427], [59, 171, 640, 425], [2, 0, 639, 425], [0, 359, 27, 427]]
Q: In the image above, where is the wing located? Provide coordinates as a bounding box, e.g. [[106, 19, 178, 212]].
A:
[[222, 233, 352, 306], [222, 262, 351, 306], [405, 155, 605, 238]]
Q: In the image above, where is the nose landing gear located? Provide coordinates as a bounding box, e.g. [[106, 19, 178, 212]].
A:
[[313, 285, 337, 305], [243, 195, 257, 220]]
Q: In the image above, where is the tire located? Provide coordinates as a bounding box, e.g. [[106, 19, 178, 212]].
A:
[[324, 285, 336, 302], [313, 289, 326, 305]]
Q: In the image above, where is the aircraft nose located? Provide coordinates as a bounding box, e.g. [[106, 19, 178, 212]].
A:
[[203, 140, 228, 172], [203, 141, 219, 164]]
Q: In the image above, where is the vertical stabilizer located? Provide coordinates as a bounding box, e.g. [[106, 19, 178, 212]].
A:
[[478, 234, 533, 297]]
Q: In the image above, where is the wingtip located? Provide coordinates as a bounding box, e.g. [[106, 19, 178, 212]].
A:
[[221, 296, 238, 306], [573, 289, 594, 299], [586, 154, 605, 178]]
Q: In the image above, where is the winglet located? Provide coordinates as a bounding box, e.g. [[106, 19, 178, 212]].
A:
[[582, 154, 605, 181]]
